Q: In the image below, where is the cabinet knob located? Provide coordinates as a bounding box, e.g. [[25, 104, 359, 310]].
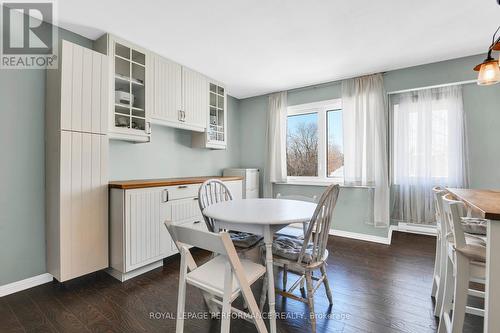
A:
[[193, 220, 201, 224], [178, 185, 188, 189]]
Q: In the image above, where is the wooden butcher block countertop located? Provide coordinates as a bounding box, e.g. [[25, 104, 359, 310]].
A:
[[109, 176, 244, 190]]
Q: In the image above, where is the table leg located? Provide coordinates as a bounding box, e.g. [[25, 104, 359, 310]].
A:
[[264, 226, 277, 333], [485, 220, 500, 333]]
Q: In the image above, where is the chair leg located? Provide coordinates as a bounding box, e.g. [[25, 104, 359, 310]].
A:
[[259, 275, 268, 312], [451, 254, 470, 333], [305, 271, 316, 333], [434, 236, 447, 317], [438, 254, 454, 333], [320, 266, 333, 305], [221, 262, 233, 333], [176, 254, 188, 333], [221, 297, 232, 333], [431, 231, 441, 297], [282, 264, 288, 291]]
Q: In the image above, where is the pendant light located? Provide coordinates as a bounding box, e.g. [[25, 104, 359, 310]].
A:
[[474, 25, 500, 86]]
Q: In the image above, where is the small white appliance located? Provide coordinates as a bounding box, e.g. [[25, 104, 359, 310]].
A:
[[115, 91, 134, 105], [223, 168, 259, 199]]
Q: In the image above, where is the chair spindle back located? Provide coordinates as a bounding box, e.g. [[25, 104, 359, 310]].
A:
[[441, 193, 467, 250], [198, 179, 233, 232], [298, 184, 340, 264]]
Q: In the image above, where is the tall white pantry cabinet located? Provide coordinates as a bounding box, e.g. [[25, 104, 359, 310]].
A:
[[45, 40, 109, 282]]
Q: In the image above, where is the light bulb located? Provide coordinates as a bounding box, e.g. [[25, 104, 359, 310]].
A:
[[477, 59, 500, 85]]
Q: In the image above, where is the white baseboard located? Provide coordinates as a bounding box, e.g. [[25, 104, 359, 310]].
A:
[[0, 273, 53, 297], [397, 222, 437, 236], [329, 228, 393, 245], [106, 260, 164, 282]]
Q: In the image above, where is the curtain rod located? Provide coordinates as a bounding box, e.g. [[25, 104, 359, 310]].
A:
[[387, 79, 477, 95]]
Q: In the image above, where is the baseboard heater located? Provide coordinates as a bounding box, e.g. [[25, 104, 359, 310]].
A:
[[397, 222, 437, 236]]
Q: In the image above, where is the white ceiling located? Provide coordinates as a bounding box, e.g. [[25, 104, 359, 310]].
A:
[[57, 0, 500, 99]]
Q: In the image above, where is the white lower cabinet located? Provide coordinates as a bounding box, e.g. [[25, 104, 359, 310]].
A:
[[125, 188, 165, 271], [108, 179, 242, 281]]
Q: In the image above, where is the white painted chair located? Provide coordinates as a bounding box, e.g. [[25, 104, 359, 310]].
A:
[[262, 184, 339, 333], [438, 194, 486, 333], [164, 222, 268, 333], [431, 186, 448, 316], [433, 188, 487, 318], [199, 179, 263, 250], [275, 193, 318, 239]]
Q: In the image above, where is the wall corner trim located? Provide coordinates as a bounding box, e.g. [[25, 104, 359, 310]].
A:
[[329, 227, 395, 245], [0, 273, 53, 298]]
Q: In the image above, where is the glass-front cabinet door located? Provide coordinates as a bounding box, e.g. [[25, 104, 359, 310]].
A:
[[95, 34, 151, 142], [208, 82, 226, 147]]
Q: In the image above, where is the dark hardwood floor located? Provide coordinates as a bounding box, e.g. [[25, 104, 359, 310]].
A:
[[1, 232, 483, 333]]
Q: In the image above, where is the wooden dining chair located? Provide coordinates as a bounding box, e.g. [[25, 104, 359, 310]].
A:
[[275, 193, 318, 239], [198, 179, 263, 251], [164, 222, 268, 333], [261, 184, 340, 332], [438, 193, 486, 333]]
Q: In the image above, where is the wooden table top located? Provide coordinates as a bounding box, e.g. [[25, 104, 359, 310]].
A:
[[109, 176, 244, 189], [447, 188, 500, 220]]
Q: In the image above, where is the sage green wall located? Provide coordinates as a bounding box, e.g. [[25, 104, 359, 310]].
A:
[[0, 25, 92, 286], [238, 54, 500, 238], [109, 96, 241, 180]]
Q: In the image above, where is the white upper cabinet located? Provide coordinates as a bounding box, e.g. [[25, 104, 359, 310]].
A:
[[95, 34, 225, 145], [58, 41, 108, 134], [182, 67, 208, 131], [150, 53, 183, 126], [192, 80, 227, 149], [95, 34, 151, 143], [150, 55, 208, 132]]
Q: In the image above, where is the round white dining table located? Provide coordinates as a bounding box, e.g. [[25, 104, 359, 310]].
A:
[[203, 198, 317, 333]]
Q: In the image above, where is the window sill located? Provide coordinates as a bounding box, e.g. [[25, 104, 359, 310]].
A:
[[274, 179, 374, 189]]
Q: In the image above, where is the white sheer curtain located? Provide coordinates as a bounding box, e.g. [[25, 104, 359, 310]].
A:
[[342, 74, 390, 227], [264, 91, 287, 197], [391, 86, 468, 225]]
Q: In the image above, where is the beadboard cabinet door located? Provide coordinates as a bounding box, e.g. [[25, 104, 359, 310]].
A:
[[150, 53, 182, 124], [125, 188, 161, 271], [60, 40, 108, 135], [182, 67, 208, 130], [123, 187, 177, 272], [59, 131, 108, 281]]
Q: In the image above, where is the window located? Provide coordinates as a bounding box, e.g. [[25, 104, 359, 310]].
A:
[[390, 87, 466, 185], [287, 112, 318, 177], [389, 86, 467, 225], [392, 105, 451, 181], [286, 99, 343, 183], [327, 110, 344, 178]]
